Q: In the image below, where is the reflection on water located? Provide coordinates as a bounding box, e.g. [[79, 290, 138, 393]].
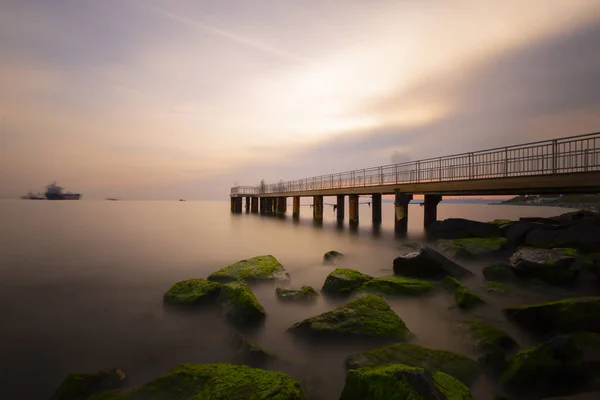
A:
[[0, 200, 578, 399]]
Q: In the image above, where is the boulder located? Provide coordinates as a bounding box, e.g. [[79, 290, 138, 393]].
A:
[[346, 343, 479, 385], [275, 286, 318, 301], [88, 364, 305, 400], [208, 255, 289, 283], [427, 218, 503, 239], [339, 364, 474, 400], [393, 246, 473, 279], [509, 247, 592, 286], [321, 268, 373, 295], [163, 278, 222, 306], [361, 276, 434, 296], [504, 297, 600, 334], [397, 242, 423, 255], [437, 237, 510, 259], [323, 250, 343, 263], [288, 294, 409, 340], [443, 277, 485, 309], [220, 279, 266, 326], [50, 369, 126, 400], [231, 332, 274, 365], [506, 221, 556, 244], [524, 224, 600, 253], [457, 320, 517, 353], [482, 263, 518, 282]]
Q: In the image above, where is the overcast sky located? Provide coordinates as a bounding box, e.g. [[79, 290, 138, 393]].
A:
[[1, 0, 600, 199]]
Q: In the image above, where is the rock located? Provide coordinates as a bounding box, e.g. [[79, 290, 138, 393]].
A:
[[220, 279, 266, 326], [483, 263, 518, 282], [339, 364, 474, 400], [504, 297, 600, 334], [321, 268, 373, 295], [506, 221, 554, 244], [509, 247, 592, 286], [288, 294, 409, 340], [546, 210, 600, 226], [231, 332, 273, 365], [397, 242, 423, 255], [50, 368, 126, 400], [361, 276, 434, 296], [479, 351, 509, 375], [208, 255, 289, 283], [524, 224, 600, 253], [393, 245, 473, 279], [457, 320, 517, 353], [163, 278, 222, 305], [428, 218, 503, 239], [483, 281, 514, 295], [443, 277, 485, 309], [323, 250, 343, 263], [88, 363, 305, 400], [275, 286, 318, 301], [346, 342, 479, 385], [437, 237, 510, 259]]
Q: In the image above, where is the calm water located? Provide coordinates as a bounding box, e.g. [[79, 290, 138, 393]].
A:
[[0, 200, 580, 399]]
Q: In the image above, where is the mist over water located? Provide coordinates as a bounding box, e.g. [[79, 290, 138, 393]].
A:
[[0, 200, 579, 399]]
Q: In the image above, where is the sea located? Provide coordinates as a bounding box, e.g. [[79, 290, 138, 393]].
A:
[[0, 199, 584, 399]]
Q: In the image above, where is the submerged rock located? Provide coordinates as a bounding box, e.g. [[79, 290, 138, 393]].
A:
[[321, 268, 373, 295], [288, 294, 409, 340], [457, 320, 517, 353], [504, 297, 600, 334], [323, 250, 343, 263], [231, 332, 274, 365], [208, 255, 288, 283], [220, 279, 266, 326], [163, 278, 222, 306], [340, 364, 474, 400], [509, 247, 592, 286], [483, 263, 518, 282], [346, 342, 479, 385], [50, 368, 126, 400], [361, 276, 434, 296], [483, 281, 514, 295], [428, 218, 503, 239], [275, 286, 318, 301], [89, 363, 305, 400], [443, 277, 485, 310], [438, 237, 510, 259], [393, 245, 473, 279]]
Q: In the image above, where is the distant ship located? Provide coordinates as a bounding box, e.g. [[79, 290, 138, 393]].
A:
[[20, 190, 45, 200], [45, 182, 82, 200]]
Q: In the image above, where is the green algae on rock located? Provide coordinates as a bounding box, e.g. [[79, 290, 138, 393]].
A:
[[393, 245, 473, 279], [438, 237, 510, 259], [457, 320, 517, 353], [321, 268, 373, 295], [323, 250, 344, 262], [503, 297, 600, 334], [50, 368, 126, 400], [208, 255, 288, 283], [346, 343, 479, 386], [221, 279, 265, 326], [163, 278, 222, 305], [231, 332, 274, 365], [276, 286, 318, 301], [361, 276, 434, 296], [443, 277, 486, 309], [340, 364, 474, 400], [508, 247, 592, 286], [483, 281, 514, 295], [482, 263, 518, 282], [288, 294, 409, 339], [89, 363, 305, 400]]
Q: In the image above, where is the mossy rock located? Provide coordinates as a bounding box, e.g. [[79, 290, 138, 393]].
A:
[[89, 363, 305, 400], [208, 255, 288, 283], [231, 332, 274, 365], [340, 364, 474, 400], [504, 297, 600, 334], [361, 276, 434, 296], [483, 281, 514, 295], [163, 278, 222, 305], [509, 247, 593, 286], [321, 268, 373, 295], [323, 250, 344, 262], [483, 263, 518, 283], [438, 237, 510, 259], [346, 343, 479, 385], [288, 294, 409, 340], [443, 277, 486, 309], [50, 369, 126, 400], [276, 286, 318, 301], [393, 245, 473, 279], [457, 320, 517, 353], [220, 279, 265, 326]]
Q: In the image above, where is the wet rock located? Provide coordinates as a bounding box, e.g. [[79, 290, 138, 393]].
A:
[[346, 342, 479, 385], [428, 218, 503, 239], [509, 247, 592, 286], [50, 368, 126, 400], [208, 255, 289, 283], [361, 276, 434, 296], [504, 297, 600, 334], [275, 286, 318, 301], [506, 221, 554, 244], [163, 278, 222, 306], [339, 364, 474, 400], [397, 242, 423, 255], [483, 281, 514, 295], [220, 279, 266, 326], [524, 224, 600, 253], [483, 263, 518, 282], [288, 294, 409, 340], [231, 332, 274, 365], [443, 277, 485, 309], [457, 320, 517, 353], [323, 250, 343, 263], [393, 245, 473, 279], [437, 237, 510, 259], [321, 268, 373, 295]]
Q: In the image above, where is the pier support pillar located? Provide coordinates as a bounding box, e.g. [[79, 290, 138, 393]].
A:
[[336, 195, 345, 221], [313, 195, 323, 221], [231, 197, 242, 213], [259, 197, 266, 214], [276, 197, 287, 215], [293, 196, 300, 219], [267, 198, 274, 215], [424, 194, 442, 230], [372, 194, 382, 223], [251, 197, 258, 213], [394, 191, 412, 236], [230, 198, 235, 213], [245, 197, 250, 213], [349, 194, 359, 225]]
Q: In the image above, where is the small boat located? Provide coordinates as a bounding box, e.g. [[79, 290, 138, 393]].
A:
[[106, 198, 119, 201], [20, 190, 45, 200], [179, 199, 186, 202]]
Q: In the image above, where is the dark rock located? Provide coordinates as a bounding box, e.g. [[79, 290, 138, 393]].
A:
[[50, 368, 126, 400], [509, 247, 592, 286], [506, 221, 556, 244], [428, 218, 503, 239], [275, 286, 318, 301], [361, 276, 435, 296], [524, 224, 600, 253], [208, 255, 289, 283], [437, 237, 510, 259], [323, 250, 343, 263], [321, 268, 373, 295], [457, 320, 518, 353], [393, 245, 473, 279], [163, 278, 222, 306], [220, 279, 266, 326], [443, 277, 485, 309], [483, 264, 518, 282], [230, 332, 274, 365]]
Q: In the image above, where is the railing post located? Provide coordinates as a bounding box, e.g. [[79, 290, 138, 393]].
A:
[[438, 157, 442, 182], [363, 169, 366, 187], [552, 139, 558, 174], [469, 153, 474, 179], [504, 147, 508, 177], [416, 161, 421, 182], [395, 165, 398, 184]]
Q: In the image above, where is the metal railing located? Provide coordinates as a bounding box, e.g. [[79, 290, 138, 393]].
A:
[[230, 132, 600, 195]]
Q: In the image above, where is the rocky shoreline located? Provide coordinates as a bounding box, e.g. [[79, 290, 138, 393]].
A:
[[50, 210, 600, 400]]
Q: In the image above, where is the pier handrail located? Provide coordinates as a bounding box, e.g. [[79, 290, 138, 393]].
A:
[[231, 131, 600, 195]]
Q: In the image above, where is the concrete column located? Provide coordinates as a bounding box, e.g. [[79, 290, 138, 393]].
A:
[[266, 198, 274, 215], [424, 194, 442, 229], [394, 191, 412, 236], [232, 197, 242, 213], [251, 197, 258, 213], [276, 197, 287, 215], [336, 195, 345, 221], [313, 195, 324, 221], [259, 197, 265, 214], [349, 194, 359, 225], [292, 196, 300, 219], [372, 193, 382, 223], [230, 197, 235, 213], [245, 197, 250, 213]]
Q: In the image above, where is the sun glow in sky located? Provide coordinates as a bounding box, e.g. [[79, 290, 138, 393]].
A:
[[1, 0, 600, 199]]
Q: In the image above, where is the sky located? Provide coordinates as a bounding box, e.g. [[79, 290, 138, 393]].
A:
[[1, 0, 600, 200]]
